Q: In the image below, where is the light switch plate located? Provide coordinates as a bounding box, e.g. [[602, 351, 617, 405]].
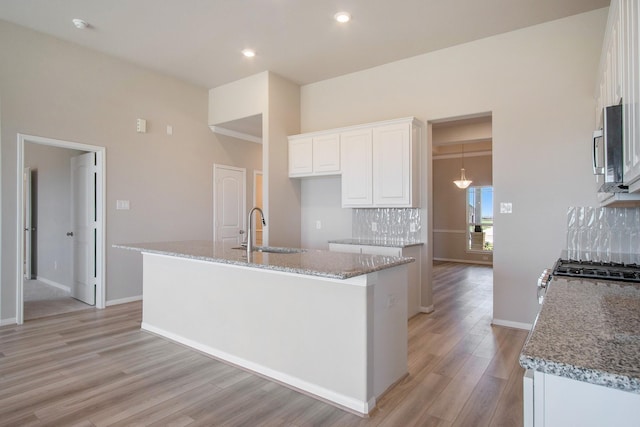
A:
[[500, 202, 513, 214], [116, 200, 130, 210]]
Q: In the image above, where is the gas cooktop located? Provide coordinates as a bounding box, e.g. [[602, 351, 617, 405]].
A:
[[552, 258, 640, 283]]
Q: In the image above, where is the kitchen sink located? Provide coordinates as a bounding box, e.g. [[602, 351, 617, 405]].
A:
[[231, 246, 307, 254]]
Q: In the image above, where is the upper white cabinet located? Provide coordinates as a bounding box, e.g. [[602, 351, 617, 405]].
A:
[[341, 128, 373, 206], [342, 118, 422, 208], [372, 122, 417, 206], [288, 133, 340, 177], [620, 0, 640, 190], [289, 117, 423, 207], [594, 0, 640, 202]]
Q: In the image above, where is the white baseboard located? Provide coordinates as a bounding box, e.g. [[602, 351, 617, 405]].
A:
[[492, 318, 532, 331], [106, 295, 142, 306], [36, 276, 71, 293], [141, 322, 374, 416], [1, 317, 17, 326], [433, 257, 493, 266], [420, 305, 434, 313]]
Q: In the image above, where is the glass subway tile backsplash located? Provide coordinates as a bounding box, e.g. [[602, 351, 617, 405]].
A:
[[352, 208, 421, 242], [566, 206, 640, 260]]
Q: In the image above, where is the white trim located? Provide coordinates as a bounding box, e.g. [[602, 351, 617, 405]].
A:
[[213, 164, 247, 243], [492, 318, 532, 331], [35, 277, 71, 293], [1, 318, 17, 326], [433, 257, 493, 266], [16, 134, 107, 325], [433, 229, 466, 234], [420, 305, 434, 313], [141, 322, 375, 415], [106, 295, 143, 306], [209, 125, 262, 144]]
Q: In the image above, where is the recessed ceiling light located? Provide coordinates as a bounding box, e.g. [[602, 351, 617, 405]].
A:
[[242, 49, 256, 58], [72, 18, 89, 29], [334, 12, 351, 23]]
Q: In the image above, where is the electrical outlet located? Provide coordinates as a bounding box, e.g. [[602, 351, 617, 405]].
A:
[[315, 220, 322, 230], [372, 222, 378, 232], [387, 294, 396, 308], [410, 223, 416, 232], [54, 261, 58, 270]]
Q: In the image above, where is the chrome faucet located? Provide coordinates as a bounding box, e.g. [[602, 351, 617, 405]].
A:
[[247, 207, 266, 257]]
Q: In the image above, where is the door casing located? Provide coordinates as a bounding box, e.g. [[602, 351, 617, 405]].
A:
[[16, 134, 106, 324]]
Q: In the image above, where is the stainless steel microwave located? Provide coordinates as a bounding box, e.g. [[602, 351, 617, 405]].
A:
[[593, 104, 624, 192]]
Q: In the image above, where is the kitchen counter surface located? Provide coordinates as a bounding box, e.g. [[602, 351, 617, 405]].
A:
[[115, 240, 414, 280], [519, 277, 640, 393], [328, 238, 424, 248]]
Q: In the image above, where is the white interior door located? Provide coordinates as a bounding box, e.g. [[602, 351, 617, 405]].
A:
[[71, 152, 96, 305], [214, 165, 246, 245], [23, 167, 33, 279]]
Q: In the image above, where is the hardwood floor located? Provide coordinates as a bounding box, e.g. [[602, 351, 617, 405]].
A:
[[0, 262, 528, 426], [24, 279, 94, 321]]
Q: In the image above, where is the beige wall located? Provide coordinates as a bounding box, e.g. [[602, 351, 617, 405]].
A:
[[433, 154, 493, 264], [300, 9, 605, 326], [0, 20, 261, 320]]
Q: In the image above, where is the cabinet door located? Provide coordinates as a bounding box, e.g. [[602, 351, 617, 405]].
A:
[[622, 0, 640, 186], [341, 128, 373, 207], [288, 138, 313, 176], [372, 123, 412, 206], [313, 133, 341, 174]]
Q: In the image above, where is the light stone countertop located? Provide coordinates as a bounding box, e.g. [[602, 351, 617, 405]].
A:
[[328, 238, 424, 248], [519, 277, 640, 393], [114, 240, 414, 280]]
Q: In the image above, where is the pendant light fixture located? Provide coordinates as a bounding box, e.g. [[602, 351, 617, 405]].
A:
[[453, 144, 472, 189]]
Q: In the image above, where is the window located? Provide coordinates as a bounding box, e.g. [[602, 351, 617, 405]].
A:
[[467, 186, 493, 252]]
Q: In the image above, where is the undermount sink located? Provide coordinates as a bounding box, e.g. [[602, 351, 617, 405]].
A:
[[256, 246, 307, 254], [231, 245, 307, 254]]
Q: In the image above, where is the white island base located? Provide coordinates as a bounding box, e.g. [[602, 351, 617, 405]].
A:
[[140, 253, 408, 415]]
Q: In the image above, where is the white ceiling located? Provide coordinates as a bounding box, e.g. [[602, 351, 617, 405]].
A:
[[0, 0, 610, 89]]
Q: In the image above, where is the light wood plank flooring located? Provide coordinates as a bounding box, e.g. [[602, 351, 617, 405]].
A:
[[24, 279, 94, 321], [0, 261, 527, 426]]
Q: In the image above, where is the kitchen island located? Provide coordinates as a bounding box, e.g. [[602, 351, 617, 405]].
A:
[[520, 277, 640, 426], [115, 240, 414, 416]]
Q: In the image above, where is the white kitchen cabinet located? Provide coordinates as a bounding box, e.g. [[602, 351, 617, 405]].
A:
[[372, 122, 418, 206], [527, 370, 640, 427], [621, 0, 640, 190], [595, 0, 640, 194], [329, 243, 422, 318], [341, 117, 422, 208], [288, 137, 313, 176], [288, 133, 340, 177], [341, 128, 373, 206]]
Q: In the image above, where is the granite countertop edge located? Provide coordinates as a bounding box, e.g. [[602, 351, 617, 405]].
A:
[[519, 353, 640, 394], [328, 238, 424, 248], [114, 243, 414, 280], [519, 277, 640, 394]]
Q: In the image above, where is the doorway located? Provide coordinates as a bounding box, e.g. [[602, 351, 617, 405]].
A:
[[430, 114, 493, 266], [213, 164, 247, 245], [16, 134, 106, 324]]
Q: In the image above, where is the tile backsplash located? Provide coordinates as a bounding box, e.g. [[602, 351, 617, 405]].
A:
[[566, 206, 640, 260], [352, 208, 421, 242]]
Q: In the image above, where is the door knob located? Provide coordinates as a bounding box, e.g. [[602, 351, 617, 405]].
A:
[[239, 230, 245, 234], [66, 232, 74, 237]]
